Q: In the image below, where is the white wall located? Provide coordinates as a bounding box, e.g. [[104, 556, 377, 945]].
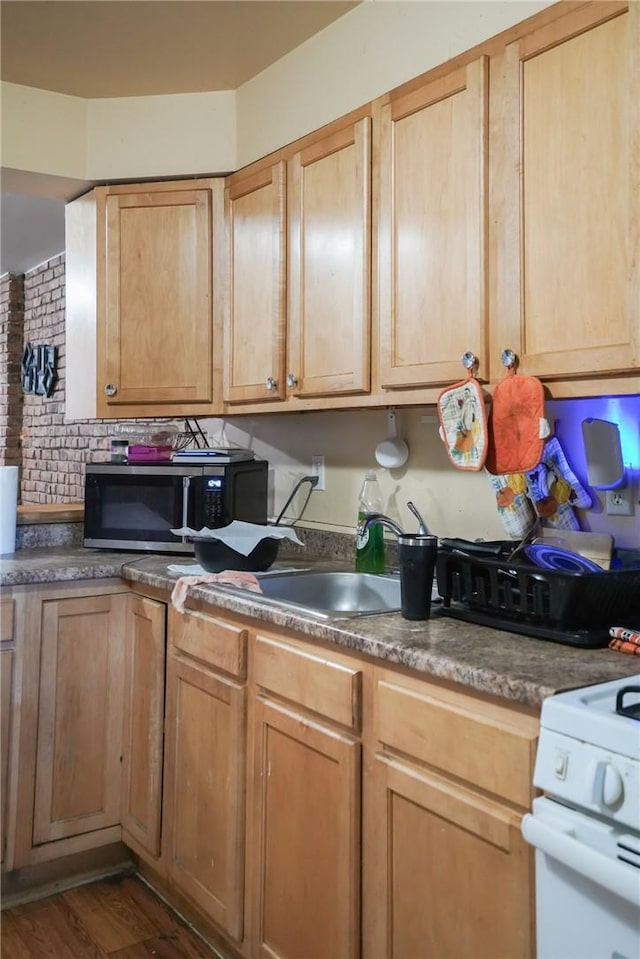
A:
[[236, 0, 552, 167], [201, 395, 640, 550], [1, 83, 88, 180], [1, 1, 553, 183], [203, 407, 506, 541], [1, 83, 236, 182], [86, 91, 236, 179]]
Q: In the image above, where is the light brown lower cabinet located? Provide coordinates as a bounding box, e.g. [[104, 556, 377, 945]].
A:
[[1, 597, 16, 866], [249, 632, 364, 959], [121, 592, 166, 858], [32, 590, 127, 846], [162, 605, 248, 943], [2, 586, 538, 959], [363, 666, 539, 959], [1, 581, 129, 871]]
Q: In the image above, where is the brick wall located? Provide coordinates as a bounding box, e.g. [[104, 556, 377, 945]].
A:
[[2, 254, 163, 504], [0, 273, 25, 469]]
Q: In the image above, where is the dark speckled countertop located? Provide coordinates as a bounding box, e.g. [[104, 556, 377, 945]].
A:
[[2, 547, 638, 710]]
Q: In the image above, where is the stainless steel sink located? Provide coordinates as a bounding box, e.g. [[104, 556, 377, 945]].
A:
[[234, 569, 402, 618]]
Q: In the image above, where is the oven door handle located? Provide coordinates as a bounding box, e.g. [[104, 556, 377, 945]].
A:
[[522, 813, 640, 908]]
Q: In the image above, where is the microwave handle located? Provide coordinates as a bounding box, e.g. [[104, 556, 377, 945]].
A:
[[181, 476, 192, 538]]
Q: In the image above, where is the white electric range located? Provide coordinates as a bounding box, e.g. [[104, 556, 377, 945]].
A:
[[522, 675, 640, 959]]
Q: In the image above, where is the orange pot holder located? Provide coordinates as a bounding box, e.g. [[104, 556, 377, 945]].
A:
[[486, 365, 550, 475], [437, 369, 489, 471]]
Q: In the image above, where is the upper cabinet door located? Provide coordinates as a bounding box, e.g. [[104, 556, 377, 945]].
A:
[[287, 117, 371, 398], [104, 189, 213, 406], [491, 2, 639, 382], [224, 162, 287, 404], [377, 58, 489, 389]]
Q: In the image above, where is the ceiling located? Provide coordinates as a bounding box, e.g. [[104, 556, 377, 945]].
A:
[[0, 0, 359, 274], [1, 1, 358, 98]]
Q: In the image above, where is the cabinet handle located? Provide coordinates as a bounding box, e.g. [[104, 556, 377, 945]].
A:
[[265, 376, 278, 391], [104, 384, 118, 397], [286, 372, 298, 388]]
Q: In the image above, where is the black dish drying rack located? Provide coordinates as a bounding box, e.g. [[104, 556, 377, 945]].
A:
[[436, 541, 640, 648]]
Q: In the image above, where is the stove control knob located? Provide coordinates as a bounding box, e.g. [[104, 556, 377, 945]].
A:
[[592, 761, 624, 808]]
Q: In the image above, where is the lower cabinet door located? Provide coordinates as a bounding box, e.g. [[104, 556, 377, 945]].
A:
[[364, 753, 534, 959], [32, 593, 126, 845], [164, 653, 246, 941], [121, 594, 166, 858], [251, 698, 361, 959], [1, 644, 14, 864]]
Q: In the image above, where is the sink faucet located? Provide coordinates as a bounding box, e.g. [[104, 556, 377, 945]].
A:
[[357, 502, 430, 541], [357, 513, 406, 540]]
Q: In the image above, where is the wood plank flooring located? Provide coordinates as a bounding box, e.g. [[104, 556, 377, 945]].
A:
[[1, 874, 218, 959]]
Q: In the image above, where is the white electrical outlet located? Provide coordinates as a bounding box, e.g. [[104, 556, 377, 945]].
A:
[[311, 454, 325, 491], [606, 483, 635, 516]]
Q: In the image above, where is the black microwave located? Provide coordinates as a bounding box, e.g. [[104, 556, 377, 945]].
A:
[[83, 460, 269, 552]]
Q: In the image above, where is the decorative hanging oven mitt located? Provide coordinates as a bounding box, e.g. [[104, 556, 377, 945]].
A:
[[485, 366, 550, 475], [524, 436, 592, 530], [486, 470, 537, 538], [437, 371, 488, 471]]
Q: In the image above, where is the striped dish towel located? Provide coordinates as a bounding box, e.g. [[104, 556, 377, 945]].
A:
[[609, 625, 640, 656]]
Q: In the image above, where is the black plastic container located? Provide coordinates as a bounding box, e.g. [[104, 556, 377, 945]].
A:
[[193, 536, 280, 573], [398, 534, 438, 621], [436, 541, 640, 647]]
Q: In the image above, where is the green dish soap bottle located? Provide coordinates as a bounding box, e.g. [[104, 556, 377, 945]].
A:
[[356, 471, 386, 573]]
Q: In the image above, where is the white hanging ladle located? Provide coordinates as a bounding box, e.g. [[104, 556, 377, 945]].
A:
[[375, 409, 409, 469]]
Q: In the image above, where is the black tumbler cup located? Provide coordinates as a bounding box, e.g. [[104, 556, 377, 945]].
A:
[[398, 534, 438, 621]]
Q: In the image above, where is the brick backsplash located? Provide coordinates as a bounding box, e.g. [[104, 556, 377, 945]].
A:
[[1, 255, 165, 504]]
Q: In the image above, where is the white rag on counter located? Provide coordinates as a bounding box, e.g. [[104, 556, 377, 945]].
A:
[[170, 520, 304, 556]]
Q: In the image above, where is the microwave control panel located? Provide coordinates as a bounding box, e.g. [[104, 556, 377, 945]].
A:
[[202, 476, 225, 525]]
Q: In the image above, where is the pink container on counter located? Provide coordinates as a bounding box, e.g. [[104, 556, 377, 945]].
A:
[[127, 444, 173, 463]]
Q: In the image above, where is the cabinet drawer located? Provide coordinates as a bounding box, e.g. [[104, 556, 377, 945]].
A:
[[169, 607, 247, 678], [254, 634, 362, 729], [0, 599, 14, 643], [374, 669, 538, 808]]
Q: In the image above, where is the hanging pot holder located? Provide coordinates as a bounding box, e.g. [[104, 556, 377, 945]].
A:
[[486, 362, 550, 475], [437, 369, 488, 471]]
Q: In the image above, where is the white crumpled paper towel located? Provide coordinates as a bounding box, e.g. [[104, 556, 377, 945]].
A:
[[170, 520, 304, 557]]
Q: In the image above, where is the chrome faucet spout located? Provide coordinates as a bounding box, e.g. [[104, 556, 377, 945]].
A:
[[357, 513, 405, 540], [407, 501, 429, 535]]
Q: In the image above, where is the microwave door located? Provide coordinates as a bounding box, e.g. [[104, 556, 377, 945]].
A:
[[84, 469, 189, 550]]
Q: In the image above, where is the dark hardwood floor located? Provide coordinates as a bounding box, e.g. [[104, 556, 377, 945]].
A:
[[1, 874, 217, 958]]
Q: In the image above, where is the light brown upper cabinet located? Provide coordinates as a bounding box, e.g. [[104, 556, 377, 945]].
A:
[[377, 58, 489, 389], [102, 184, 219, 411], [224, 162, 287, 404], [66, 178, 226, 420], [287, 117, 372, 399], [224, 117, 372, 409], [490, 1, 640, 390]]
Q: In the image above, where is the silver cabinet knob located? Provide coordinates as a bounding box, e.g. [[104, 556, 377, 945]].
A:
[[286, 372, 298, 388], [104, 384, 118, 397], [462, 352, 478, 371], [265, 376, 278, 392], [501, 349, 517, 369]]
